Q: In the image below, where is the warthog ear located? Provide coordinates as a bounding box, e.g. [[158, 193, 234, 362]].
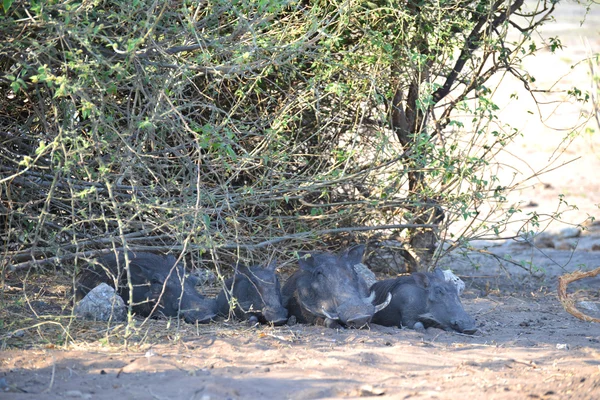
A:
[[150, 272, 165, 284], [432, 268, 445, 281], [164, 254, 178, 266], [184, 273, 202, 286], [413, 272, 431, 289], [127, 260, 154, 279], [233, 262, 250, 275], [341, 244, 365, 266]]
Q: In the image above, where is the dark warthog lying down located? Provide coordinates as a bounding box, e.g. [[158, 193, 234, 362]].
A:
[[216, 261, 288, 325], [370, 269, 477, 334], [76, 252, 217, 323], [282, 245, 391, 328]]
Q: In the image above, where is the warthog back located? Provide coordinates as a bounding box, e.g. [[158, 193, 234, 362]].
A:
[[76, 251, 216, 323]]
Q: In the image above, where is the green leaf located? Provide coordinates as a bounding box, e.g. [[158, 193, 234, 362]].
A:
[[10, 81, 20, 93], [2, 0, 14, 13], [138, 120, 154, 130], [19, 156, 33, 167]]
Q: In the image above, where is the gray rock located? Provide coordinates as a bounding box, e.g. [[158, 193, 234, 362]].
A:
[[64, 390, 92, 399], [533, 233, 555, 248], [74, 283, 127, 322], [558, 227, 581, 239], [12, 329, 25, 338]]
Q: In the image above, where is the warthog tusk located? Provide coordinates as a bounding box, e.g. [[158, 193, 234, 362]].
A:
[[374, 292, 392, 313], [363, 290, 376, 304], [321, 307, 339, 320]]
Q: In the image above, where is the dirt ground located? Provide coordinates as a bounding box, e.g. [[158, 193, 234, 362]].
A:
[[2, 254, 600, 400], [2, 4, 600, 400]]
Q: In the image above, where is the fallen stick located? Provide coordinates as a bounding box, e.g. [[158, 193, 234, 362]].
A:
[[557, 267, 600, 323]]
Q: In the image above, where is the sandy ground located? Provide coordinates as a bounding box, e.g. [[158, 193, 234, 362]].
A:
[[2, 3, 600, 400], [1, 271, 600, 400]]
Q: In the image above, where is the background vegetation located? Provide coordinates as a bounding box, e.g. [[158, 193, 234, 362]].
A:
[[0, 0, 595, 279]]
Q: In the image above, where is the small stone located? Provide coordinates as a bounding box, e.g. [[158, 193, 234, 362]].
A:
[[413, 322, 425, 331], [358, 384, 385, 396], [65, 390, 92, 399], [591, 244, 600, 251], [533, 233, 555, 249], [556, 343, 569, 350], [13, 329, 25, 338], [559, 227, 581, 239], [145, 349, 156, 358]]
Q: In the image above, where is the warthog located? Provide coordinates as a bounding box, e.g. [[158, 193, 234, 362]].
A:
[[76, 252, 217, 323], [282, 245, 391, 328], [216, 261, 288, 325], [371, 269, 477, 334]]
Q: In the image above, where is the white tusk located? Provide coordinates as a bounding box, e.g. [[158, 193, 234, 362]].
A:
[[321, 307, 339, 320], [374, 292, 392, 313]]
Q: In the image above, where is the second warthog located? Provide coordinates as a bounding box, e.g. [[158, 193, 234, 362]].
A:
[[370, 269, 477, 334], [282, 245, 391, 328], [216, 261, 288, 325]]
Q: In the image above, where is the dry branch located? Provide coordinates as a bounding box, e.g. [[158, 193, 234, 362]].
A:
[[557, 267, 600, 323], [6, 223, 435, 272]]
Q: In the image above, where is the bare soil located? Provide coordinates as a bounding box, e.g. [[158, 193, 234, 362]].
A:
[[2, 206, 600, 400], [2, 261, 600, 400], [2, 4, 600, 400]]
